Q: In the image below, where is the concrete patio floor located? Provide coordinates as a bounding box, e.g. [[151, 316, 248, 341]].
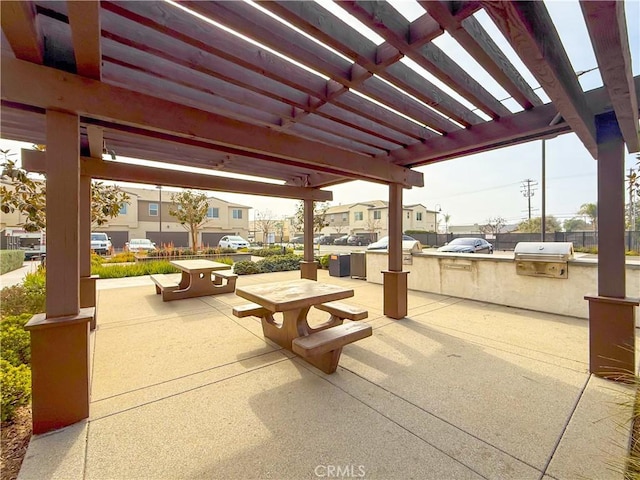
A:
[[17, 269, 636, 480]]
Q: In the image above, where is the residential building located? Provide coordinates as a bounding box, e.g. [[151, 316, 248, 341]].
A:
[[317, 201, 437, 239], [96, 187, 251, 250]]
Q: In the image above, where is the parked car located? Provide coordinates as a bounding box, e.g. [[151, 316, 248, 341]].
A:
[[437, 237, 493, 254], [315, 235, 334, 245], [367, 235, 421, 250], [91, 232, 112, 255], [333, 235, 350, 245], [346, 235, 369, 246], [218, 235, 250, 249], [125, 238, 156, 253], [290, 236, 305, 244]]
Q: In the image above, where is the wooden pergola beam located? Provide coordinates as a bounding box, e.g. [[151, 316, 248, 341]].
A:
[[581, 1, 639, 153], [482, 1, 598, 157], [0, 0, 43, 64], [21, 150, 333, 201], [86, 125, 104, 159], [1, 57, 423, 188], [421, 1, 542, 110], [67, 0, 102, 80]]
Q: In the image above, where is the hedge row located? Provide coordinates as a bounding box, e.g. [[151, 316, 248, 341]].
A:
[[233, 254, 303, 275], [251, 247, 294, 257], [0, 250, 25, 275]]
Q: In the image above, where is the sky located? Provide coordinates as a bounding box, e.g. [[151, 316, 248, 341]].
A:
[[1, 0, 639, 228]]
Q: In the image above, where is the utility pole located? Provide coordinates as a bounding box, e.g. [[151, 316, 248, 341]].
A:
[[520, 179, 538, 221]]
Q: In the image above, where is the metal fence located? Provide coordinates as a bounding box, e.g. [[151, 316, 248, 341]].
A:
[[409, 231, 640, 252]]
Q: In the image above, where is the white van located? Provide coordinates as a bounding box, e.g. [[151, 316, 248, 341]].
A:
[[91, 232, 112, 255]]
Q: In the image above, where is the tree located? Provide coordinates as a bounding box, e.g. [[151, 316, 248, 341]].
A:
[[516, 216, 561, 233], [1, 152, 129, 232], [563, 217, 590, 232], [255, 209, 278, 244], [294, 201, 329, 234], [443, 213, 451, 233], [479, 216, 506, 234], [627, 155, 639, 230], [168, 190, 210, 250], [578, 202, 597, 231], [364, 216, 381, 238]]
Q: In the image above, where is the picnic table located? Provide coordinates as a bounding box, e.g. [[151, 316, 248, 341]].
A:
[[151, 259, 237, 301], [234, 279, 372, 373]]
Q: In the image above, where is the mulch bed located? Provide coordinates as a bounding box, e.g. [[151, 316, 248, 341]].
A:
[[1, 407, 32, 480]]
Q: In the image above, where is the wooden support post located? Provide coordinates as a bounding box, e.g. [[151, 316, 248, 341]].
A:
[[80, 175, 98, 330], [301, 198, 318, 280], [25, 110, 92, 435], [383, 183, 408, 319], [585, 112, 639, 380]]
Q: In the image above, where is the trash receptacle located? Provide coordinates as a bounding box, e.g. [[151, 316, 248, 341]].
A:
[[329, 253, 350, 277], [350, 251, 366, 279]]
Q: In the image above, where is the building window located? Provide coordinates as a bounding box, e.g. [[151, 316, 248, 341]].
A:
[[119, 203, 128, 215], [373, 210, 381, 220], [354, 211, 363, 221], [406, 212, 410, 219], [342, 213, 347, 221], [149, 203, 158, 216], [331, 214, 335, 222], [207, 207, 219, 218], [416, 212, 422, 221], [232, 209, 242, 219]]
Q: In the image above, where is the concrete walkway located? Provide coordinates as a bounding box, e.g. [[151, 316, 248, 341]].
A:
[[0, 261, 40, 288], [17, 270, 636, 479]]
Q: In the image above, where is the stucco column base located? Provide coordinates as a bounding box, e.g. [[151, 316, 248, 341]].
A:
[[383, 271, 409, 319], [25, 308, 94, 435], [300, 261, 318, 281], [80, 275, 99, 330], [585, 295, 639, 381]]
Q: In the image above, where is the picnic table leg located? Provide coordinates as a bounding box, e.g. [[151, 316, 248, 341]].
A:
[[260, 307, 311, 350], [178, 271, 190, 289]]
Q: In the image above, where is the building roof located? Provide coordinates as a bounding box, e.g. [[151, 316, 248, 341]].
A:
[[122, 187, 250, 208]]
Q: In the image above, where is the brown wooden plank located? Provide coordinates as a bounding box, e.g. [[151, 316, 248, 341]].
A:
[[184, 1, 460, 134], [1, 57, 423, 187], [1, 1, 43, 63], [86, 125, 103, 159], [482, 1, 597, 157], [21, 149, 333, 201], [422, 1, 542, 109], [581, 1, 639, 153], [67, 0, 101, 80], [391, 77, 640, 167], [341, 0, 510, 118], [101, 2, 425, 147]]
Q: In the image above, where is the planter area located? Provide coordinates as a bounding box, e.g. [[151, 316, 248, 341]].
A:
[[134, 253, 252, 263]]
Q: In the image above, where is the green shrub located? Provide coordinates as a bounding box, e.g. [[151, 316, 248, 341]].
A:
[[233, 260, 262, 275], [0, 314, 31, 367], [0, 276, 46, 318], [216, 257, 234, 266], [319, 254, 330, 269], [0, 250, 25, 274], [0, 359, 31, 422], [251, 247, 293, 257], [103, 252, 136, 263], [92, 261, 179, 279]]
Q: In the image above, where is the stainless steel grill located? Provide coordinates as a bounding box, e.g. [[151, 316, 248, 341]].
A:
[[514, 242, 574, 278]]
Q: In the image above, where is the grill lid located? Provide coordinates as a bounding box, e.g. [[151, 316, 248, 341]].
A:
[[514, 242, 574, 261]]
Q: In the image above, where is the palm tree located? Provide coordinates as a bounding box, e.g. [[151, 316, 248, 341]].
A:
[[578, 203, 598, 231], [443, 213, 451, 233]]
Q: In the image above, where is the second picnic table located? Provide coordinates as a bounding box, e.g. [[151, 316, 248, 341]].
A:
[[151, 259, 237, 301]]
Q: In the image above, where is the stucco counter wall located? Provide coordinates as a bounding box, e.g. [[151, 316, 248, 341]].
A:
[[365, 251, 640, 321]]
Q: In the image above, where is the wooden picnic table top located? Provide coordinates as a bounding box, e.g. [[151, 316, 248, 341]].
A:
[[235, 279, 353, 312], [169, 259, 231, 273]]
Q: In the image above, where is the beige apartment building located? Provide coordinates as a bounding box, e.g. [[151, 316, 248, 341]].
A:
[[318, 201, 438, 240], [93, 187, 251, 250]]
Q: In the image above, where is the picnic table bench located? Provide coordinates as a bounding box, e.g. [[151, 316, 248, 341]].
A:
[[151, 259, 236, 301], [234, 280, 371, 373]]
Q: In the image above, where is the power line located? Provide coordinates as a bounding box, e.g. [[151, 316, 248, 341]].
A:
[[520, 179, 538, 220]]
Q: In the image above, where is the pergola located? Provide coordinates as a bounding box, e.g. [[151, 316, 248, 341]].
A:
[[1, 1, 638, 434]]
